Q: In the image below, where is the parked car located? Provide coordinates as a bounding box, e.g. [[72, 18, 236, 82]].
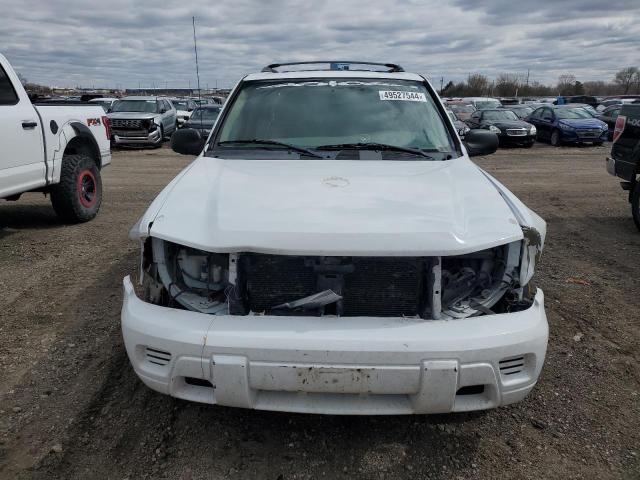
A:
[[182, 105, 222, 136], [526, 105, 608, 146], [107, 96, 177, 147], [565, 95, 599, 107], [503, 105, 534, 120], [465, 109, 536, 147], [446, 109, 470, 139], [606, 104, 640, 229], [124, 60, 548, 415], [598, 105, 623, 140], [0, 53, 111, 222], [462, 97, 502, 110], [89, 97, 118, 112], [447, 102, 475, 121], [169, 98, 197, 128]]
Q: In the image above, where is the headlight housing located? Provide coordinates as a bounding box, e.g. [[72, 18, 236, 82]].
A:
[[559, 122, 575, 131], [488, 125, 501, 133], [529, 125, 537, 135]]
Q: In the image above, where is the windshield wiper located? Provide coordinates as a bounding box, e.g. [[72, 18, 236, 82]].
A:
[[315, 142, 434, 159], [217, 139, 323, 158]]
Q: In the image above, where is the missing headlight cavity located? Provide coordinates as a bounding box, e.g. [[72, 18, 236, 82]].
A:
[[144, 238, 529, 319]]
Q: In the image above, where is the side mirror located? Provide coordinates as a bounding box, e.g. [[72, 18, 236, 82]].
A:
[[188, 107, 194, 112], [543, 116, 553, 121], [171, 128, 205, 156], [159, 108, 167, 114], [463, 129, 499, 157]]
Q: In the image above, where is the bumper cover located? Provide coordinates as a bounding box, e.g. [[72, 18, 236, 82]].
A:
[[113, 128, 161, 145], [121, 276, 549, 415]]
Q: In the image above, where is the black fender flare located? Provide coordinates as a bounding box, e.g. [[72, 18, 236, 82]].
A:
[[69, 122, 102, 168]]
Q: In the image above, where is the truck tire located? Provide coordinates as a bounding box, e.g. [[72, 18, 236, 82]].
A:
[[50, 154, 102, 223], [550, 129, 562, 147], [632, 184, 640, 231]]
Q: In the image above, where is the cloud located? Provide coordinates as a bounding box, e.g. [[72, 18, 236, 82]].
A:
[[1, 0, 639, 88]]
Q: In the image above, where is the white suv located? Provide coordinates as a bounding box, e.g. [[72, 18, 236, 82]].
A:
[[123, 61, 548, 415]]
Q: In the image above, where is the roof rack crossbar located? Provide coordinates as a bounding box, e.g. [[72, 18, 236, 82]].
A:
[[261, 61, 405, 73]]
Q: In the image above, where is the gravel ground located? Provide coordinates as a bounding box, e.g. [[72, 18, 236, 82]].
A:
[[0, 143, 638, 480]]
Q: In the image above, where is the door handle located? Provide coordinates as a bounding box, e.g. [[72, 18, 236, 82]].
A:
[[22, 121, 38, 129]]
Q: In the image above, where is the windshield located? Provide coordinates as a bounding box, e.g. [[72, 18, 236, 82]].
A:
[[172, 101, 189, 110], [111, 100, 157, 113], [190, 107, 221, 121], [449, 105, 474, 113], [475, 100, 501, 110], [482, 110, 518, 121], [555, 108, 592, 119], [215, 79, 455, 155]]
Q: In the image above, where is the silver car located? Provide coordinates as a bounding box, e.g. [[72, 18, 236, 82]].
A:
[[108, 96, 177, 147]]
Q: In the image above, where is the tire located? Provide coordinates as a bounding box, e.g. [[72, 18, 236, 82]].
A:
[[550, 129, 562, 147], [50, 154, 102, 223], [632, 184, 640, 232]]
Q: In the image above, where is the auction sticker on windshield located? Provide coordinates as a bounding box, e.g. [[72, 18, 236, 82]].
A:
[[379, 90, 426, 102]]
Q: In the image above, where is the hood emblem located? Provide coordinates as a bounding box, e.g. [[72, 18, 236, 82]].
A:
[[322, 176, 350, 188]]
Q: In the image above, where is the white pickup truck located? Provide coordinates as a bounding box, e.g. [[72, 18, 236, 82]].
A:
[[0, 54, 111, 223]]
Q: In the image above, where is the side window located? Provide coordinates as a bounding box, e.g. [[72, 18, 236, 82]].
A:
[[0, 65, 19, 106], [166, 100, 173, 111], [542, 108, 552, 119], [609, 108, 620, 117]]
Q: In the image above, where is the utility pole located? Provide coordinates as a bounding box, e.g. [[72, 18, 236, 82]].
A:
[[526, 69, 530, 88], [440, 77, 444, 94]]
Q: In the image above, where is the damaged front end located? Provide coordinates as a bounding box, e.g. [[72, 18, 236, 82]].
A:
[[139, 232, 543, 320]]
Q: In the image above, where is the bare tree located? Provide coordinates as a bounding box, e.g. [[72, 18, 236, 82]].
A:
[[466, 74, 489, 96], [557, 74, 576, 95], [495, 73, 520, 97], [16, 72, 28, 85], [614, 67, 639, 94]]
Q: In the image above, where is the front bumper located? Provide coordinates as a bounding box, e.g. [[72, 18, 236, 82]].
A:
[[112, 128, 161, 145], [121, 276, 549, 415], [561, 129, 608, 143], [498, 133, 536, 145]]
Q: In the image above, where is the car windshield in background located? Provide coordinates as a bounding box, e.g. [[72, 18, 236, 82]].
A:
[[172, 101, 188, 110], [475, 101, 501, 110], [215, 79, 455, 157], [191, 107, 221, 121], [450, 105, 474, 113], [556, 108, 592, 119], [483, 110, 518, 121], [110, 100, 157, 113]]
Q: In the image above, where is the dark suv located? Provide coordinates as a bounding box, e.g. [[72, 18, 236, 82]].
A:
[[606, 104, 640, 229]]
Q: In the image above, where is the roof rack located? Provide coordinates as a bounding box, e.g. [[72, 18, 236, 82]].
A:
[[261, 61, 405, 73]]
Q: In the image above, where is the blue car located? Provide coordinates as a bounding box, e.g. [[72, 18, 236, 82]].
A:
[[526, 105, 608, 146]]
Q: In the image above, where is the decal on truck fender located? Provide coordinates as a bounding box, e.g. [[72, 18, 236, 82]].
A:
[[87, 118, 102, 127]]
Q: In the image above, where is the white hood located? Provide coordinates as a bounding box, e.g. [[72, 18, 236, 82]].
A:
[[142, 156, 525, 256]]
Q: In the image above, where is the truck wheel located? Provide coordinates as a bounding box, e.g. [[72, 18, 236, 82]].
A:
[[550, 129, 562, 147], [50, 154, 102, 223], [632, 184, 640, 231]]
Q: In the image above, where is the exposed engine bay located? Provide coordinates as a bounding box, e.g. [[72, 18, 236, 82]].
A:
[[142, 237, 533, 320]]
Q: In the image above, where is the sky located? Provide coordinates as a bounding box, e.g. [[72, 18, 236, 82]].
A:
[[1, 0, 640, 89]]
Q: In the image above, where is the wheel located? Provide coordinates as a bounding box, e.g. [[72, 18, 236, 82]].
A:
[[50, 154, 102, 223], [550, 129, 562, 146], [632, 184, 640, 231]]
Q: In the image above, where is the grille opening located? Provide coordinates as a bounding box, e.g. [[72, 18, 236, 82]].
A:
[[145, 347, 171, 366], [499, 356, 525, 376], [185, 377, 213, 388], [456, 385, 485, 396]]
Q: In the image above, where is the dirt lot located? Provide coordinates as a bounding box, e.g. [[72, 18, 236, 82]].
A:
[[0, 143, 639, 480]]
